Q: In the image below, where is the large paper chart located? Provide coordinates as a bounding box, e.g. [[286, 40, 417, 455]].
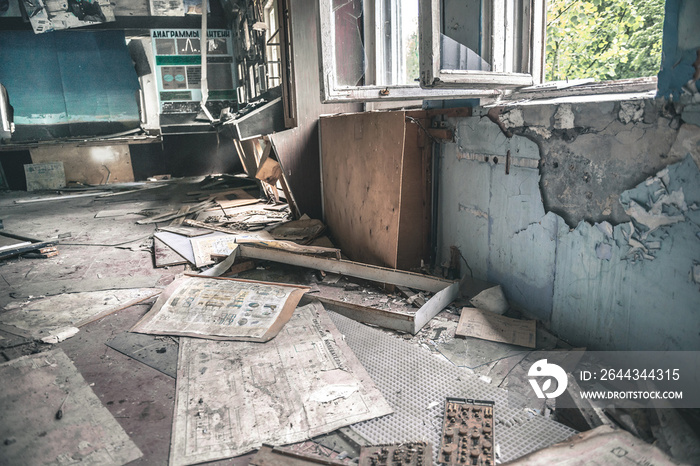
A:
[[169, 302, 393, 465], [131, 276, 308, 342]]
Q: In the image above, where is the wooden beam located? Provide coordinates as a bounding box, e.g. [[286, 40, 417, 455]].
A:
[[238, 245, 454, 293], [238, 245, 460, 334]]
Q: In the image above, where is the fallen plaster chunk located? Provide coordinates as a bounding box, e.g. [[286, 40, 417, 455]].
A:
[[469, 285, 509, 315], [625, 200, 686, 234], [553, 104, 575, 129], [618, 101, 645, 124], [40, 326, 79, 344]]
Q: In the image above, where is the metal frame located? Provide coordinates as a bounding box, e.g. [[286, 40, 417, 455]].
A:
[[419, 0, 544, 89]]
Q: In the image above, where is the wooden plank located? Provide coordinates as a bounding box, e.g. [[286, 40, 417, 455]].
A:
[[136, 198, 214, 225], [413, 282, 460, 331], [238, 244, 453, 293], [220, 260, 256, 277], [269, 137, 301, 218], [0, 240, 56, 260], [30, 145, 134, 185], [234, 138, 258, 177], [300, 295, 415, 334], [418, 0, 440, 87], [320, 111, 406, 269], [397, 116, 430, 270]]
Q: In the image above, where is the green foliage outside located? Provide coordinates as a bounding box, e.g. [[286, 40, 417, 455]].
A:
[[546, 0, 665, 82], [406, 31, 420, 84]]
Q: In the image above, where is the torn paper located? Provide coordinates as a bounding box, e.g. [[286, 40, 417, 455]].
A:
[[0, 288, 160, 340]]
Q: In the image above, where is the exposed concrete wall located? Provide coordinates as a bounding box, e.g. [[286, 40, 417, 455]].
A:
[[437, 100, 700, 351]]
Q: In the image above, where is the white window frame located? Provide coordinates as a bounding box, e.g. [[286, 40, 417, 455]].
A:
[[318, 0, 505, 103], [419, 0, 545, 89], [319, 0, 545, 103]]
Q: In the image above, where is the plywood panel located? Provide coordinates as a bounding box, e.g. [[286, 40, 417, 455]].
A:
[[320, 111, 406, 268], [30, 144, 134, 184], [397, 114, 431, 270]]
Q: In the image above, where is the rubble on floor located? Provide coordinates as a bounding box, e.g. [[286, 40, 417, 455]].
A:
[[0, 175, 697, 465]]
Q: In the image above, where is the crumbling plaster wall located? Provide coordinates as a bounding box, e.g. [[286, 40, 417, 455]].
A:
[[437, 100, 700, 351]]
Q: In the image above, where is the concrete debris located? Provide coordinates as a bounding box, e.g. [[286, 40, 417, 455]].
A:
[[618, 101, 645, 124], [39, 326, 80, 344]]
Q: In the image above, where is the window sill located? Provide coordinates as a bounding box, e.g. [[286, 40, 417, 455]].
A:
[[488, 76, 658, 106]]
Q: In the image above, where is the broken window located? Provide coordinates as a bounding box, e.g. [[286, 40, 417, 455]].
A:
[[320, 0, 544, 102], [320, 0, 501, 102], [419, 0, 545, 89]]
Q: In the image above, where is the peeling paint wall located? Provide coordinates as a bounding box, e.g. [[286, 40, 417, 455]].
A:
[[437, 100, 700, 351]]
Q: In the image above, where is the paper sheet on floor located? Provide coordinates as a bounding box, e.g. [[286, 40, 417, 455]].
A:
[[456, 307, 536, 348], [131, 275, 309, 342], [169, 302, 392, 466], [0, 349, 142, 465], [190, 234, 239, 267], [0, 288, 161, 341]]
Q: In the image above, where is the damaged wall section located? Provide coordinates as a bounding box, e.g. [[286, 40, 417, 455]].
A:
[[438, 101, 700, 351]]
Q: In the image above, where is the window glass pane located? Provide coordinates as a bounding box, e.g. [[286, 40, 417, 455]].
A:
[[332, 0, 365, 86]]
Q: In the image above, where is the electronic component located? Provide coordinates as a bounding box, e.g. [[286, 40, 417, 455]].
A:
[[359, 442, 431, 466], [439, 398, 494, 465]]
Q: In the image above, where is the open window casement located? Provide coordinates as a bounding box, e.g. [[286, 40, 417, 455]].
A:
[[419, 0, 545, 89], [319, 0, 500, 102]]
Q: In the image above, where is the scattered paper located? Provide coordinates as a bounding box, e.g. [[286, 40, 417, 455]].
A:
[[23, 0, 115, 34], [470, 285, 509, 315], [0, 349, 142, 465], [168, 303, 393, 465], [131, 275, 309, 342], [190, 234, 239, 267], [0, 288, 160, 340], [456, 307, 536, 348]]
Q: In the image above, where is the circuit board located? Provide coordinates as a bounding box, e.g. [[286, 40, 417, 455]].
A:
[[359, 442, 431, 466], [439, 398, 495, 465]]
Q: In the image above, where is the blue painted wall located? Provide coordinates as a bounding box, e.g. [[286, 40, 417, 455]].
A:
[[0, 30, 141, 138], [438, 115, 700, 351], [657, 0, 700, 99], [437, 0, 700, 351]]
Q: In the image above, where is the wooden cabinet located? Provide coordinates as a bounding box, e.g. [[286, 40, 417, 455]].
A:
[[319, 110, 433, 270]]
